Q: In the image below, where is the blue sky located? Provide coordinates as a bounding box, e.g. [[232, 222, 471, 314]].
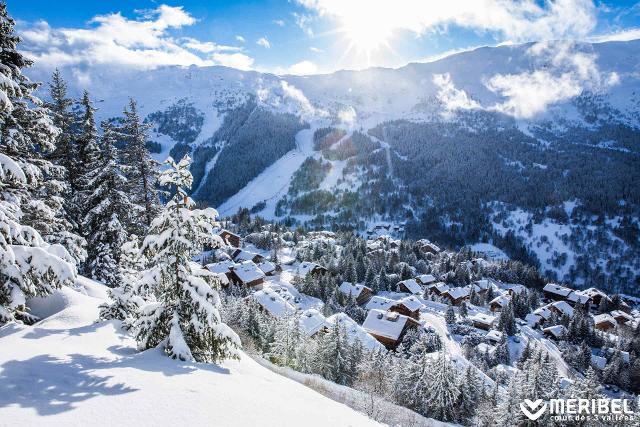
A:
[[11, 0, 640, 75]]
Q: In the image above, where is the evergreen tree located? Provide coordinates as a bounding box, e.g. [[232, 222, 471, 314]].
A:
[[445, 305, 456, 324], [0, 3, 76, 323], [498, 302, 517, 336], [456, 366, 482, 423], [82, 122, 134, 286], [132, 156, 240, 362], [458, 301, 468, 318], [426, 351, 459, 422], [121, 98, 160, 233]]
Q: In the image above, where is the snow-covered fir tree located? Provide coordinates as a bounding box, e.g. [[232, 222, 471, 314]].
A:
[[121, 98, 160, 233], [82, 122, 135, 287], [0, 3, 76, 323], [132, 155, 240, 362], [426, 351, 459, 422]]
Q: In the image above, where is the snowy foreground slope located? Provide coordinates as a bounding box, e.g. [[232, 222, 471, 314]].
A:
[[0, 279, 379, 427]]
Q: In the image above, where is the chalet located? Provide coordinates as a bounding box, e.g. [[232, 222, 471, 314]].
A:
[[610, 310, 634, 325], [442, 287, 470, 305], [427, 282, 450, 296], [229, 261, 266, 287], [251, 288, 296, 317], [525, 313, 543, 326], [397, 279, 422, 295], [549, 301, 574, 318], [390, 296, 423, 320], [543, 283, 573, 301], [218, 229, 241, 248], [417, 240, 441, 255], [542, 325, 567, 340], [472, 279, 491, 295], [257, 260, 278, 276], [206, 260, 238, 285], [232, 249, 264, 264], [415, 274, 437, 286], [299, 309, 329, 337], [567, 291, 590, 307], [470, 312, 496, 330], [593, 313, 617, 332], [363, 309, 419, 349], [489, 295, 511, 312], [296, 261, 328, 277], [485, 330, 504, 344], [338, 282, 373, 305], [580, 288, 610, 307], [365, 296, 396, 311]]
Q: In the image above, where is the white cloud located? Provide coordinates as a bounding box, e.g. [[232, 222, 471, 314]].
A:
[[210, 52, 255, 70], [485, 41, 619, 118], [273, 19, 285, 27], [235, 35, 246, 43], [288, 60, 318, 75], [433, 73, 480, 112], [293, 12, 315, 37], [589, 27, 640, 42], [297, 0, 597, 42], [182, 37, 242, 53], [257, 37, 271, 48], [309, 46, 323, 53]]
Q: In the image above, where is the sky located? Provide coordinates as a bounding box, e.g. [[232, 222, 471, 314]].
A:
[[10, 0, 640, 76]]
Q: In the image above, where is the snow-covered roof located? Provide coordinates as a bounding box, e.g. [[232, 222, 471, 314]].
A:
[[473, 279, 491, 291], [397, 279, 421, 294], [581, 287, 609, 299], [593, 313, 617, 326], [206, 260, 237, 274], [525, 313, 541, 325], [476, 343, 496, 355], [429, 282, 450, 293], [543, 283, 573, 297], [485, 330, 503, 342], [610, 310, 633, 322], [551, 301, 574, 317], [299, 309, 328, 337], [338, 282, 370, 299], [445, 287, 470, 300], [416, 274, 436, 285], [296, 261, 324, 277], [362, 309, 410, 341], [489, 295, 511, 307], [365, 296, 396, 311], [534, 306, 552, 320], [591, 354, 607, 370], [543, 325, 567, 338], [252, 288, 296, 317], [326, 313, 385, 351], [393, 296, 423, 312], [233, 249, 262, 262], [234, 261, 265, 284], [469, 312, 496, 326], [257, 260, 277, 275], [567, 291, 590, 305], [506, 284, 526, 295]]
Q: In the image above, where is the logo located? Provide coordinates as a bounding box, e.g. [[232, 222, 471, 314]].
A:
[[520, 399, 547, 421]]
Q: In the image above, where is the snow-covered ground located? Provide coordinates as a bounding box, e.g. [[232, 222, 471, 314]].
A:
[[0, 278, 381, 427]]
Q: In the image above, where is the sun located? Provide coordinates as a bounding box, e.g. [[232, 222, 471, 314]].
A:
[[341, 16, 393, 55]]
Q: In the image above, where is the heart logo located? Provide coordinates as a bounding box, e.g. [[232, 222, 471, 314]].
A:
[[520, 399, 547, 421]]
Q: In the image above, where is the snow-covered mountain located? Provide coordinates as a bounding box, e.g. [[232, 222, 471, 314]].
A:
[[32, 39, 640, 294]]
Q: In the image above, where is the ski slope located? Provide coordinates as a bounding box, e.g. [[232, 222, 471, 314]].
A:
[[217, 128, 315, 218], [0, 278, 380, 427]]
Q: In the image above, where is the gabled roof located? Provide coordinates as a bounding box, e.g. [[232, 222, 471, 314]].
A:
[[393, 296, 423, 312], [257, 260, 277, 275], [252, 288, 296, 317], [233, 249, 262, 262], [338, 282, 370, 299], [489, 295, 511, 307], [296, 261, 324, 276], [567, 291, 590, 305], [543, 283, 573, 297], [543, 324, 567, 338], [474, 279, 491, 291], [365, 296, 396, 311], [397, 279, 421, 294], [610, 310, 633, 322], [593, 313, 617, 326], [234, 261, 265, 284], [416, 274, 437, 284], [445, 287, 470, 300], [506, 284, 526, 295], [299, 309, 328, 336], [533, 306, 552, 320], [469, 312, 496, 326], [429, 282, 450, 293], [485, 330, 503, 342], [551, 301, 574, 317], [363, 309, 411, 341], [206, 260, 237, 274]]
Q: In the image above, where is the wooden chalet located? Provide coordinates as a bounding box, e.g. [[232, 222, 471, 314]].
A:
[[338, 282, 373, 305], [218, 229, 241, 248], [363, 309, 419, 349], [427, 282, 450, 296], [543, 283, 573, 301], [415, 274, 437, 286], [251, 288, 296, 317], [206, 260, 238, 286], [257, 260, 278, 276], [489, 295, 511, 312], [442, 287, 470, 306], [232, 249, 265, 264], [397, 279, 422, 295], [610, 310, 634, 325], [593, 313, 617, 332], [296, 261, 328, 277], [543, 325, 567, 340], [549, 301, 574, 318], [389, 296, 423, 320], [229, 261, 266, 287], [299, 309, 329, 337], [469, 312, 496, 331]]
